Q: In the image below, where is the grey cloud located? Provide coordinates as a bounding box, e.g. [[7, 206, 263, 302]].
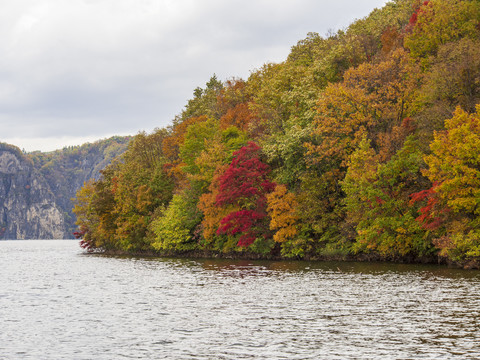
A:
[[0, 0, 388, 151]]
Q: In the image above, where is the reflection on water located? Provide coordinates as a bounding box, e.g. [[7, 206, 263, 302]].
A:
[[1, 240, 479, 359]]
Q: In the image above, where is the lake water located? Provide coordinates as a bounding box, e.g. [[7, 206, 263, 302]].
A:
[[1, 240, 480, 359]]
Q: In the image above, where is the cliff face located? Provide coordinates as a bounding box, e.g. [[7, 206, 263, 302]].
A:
[[0, 137, 130, 240], [0, 147, 66, 239]]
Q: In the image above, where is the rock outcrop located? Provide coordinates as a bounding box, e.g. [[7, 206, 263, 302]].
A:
[[0, 137, 130, 240], [0, 145, 66, 239]]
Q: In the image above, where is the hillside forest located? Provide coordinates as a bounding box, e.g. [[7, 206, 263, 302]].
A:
[[73, 0, 480, 267]]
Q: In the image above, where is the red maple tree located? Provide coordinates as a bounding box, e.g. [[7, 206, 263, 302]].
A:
[[410, 181, 449, 230], [216, 142, 275, 246]]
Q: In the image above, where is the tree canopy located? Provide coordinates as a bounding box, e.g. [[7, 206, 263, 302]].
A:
[[73, 0, 480, 267]]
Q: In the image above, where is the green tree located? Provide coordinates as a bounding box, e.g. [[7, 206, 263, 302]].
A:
[[343, 136, 432, 258], [180, 74, 224, 121], [151, 188, 203, 252], [179, 117, 218, 177]]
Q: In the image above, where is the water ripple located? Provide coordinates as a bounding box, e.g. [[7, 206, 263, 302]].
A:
[[1, 240, 480, 359]]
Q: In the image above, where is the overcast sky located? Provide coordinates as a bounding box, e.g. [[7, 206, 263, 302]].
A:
[[0, 0, 389, 152]]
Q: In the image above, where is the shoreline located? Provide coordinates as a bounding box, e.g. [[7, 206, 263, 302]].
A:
[[85, 247, 479, 270]]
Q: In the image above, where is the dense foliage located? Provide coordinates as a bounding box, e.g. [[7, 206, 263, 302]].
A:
[[73, 0, 480, 267]]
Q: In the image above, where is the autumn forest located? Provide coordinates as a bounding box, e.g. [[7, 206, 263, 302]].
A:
[[73, 0, 480, 268]]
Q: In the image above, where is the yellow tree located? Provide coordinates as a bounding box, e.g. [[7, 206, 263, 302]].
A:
[[266, 184, 298, 243], [423, 106, 480, 261], [73, 180, 98, 251], [404, 0, 480, 59], [266, 184, 303, 257], [425, 106, 480, 216]]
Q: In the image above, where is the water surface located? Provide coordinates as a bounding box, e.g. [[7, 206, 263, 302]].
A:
[[1, 240, 479, 359]]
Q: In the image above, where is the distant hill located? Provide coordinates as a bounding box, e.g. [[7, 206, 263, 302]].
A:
[[0, 136, 130, 239]]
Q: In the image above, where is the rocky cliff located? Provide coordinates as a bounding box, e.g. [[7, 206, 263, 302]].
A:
[[0, 145, 66, 239], [0, 137, 130, 240]]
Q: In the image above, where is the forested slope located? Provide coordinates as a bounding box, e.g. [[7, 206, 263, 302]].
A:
[[74, 0, 480, 267]]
